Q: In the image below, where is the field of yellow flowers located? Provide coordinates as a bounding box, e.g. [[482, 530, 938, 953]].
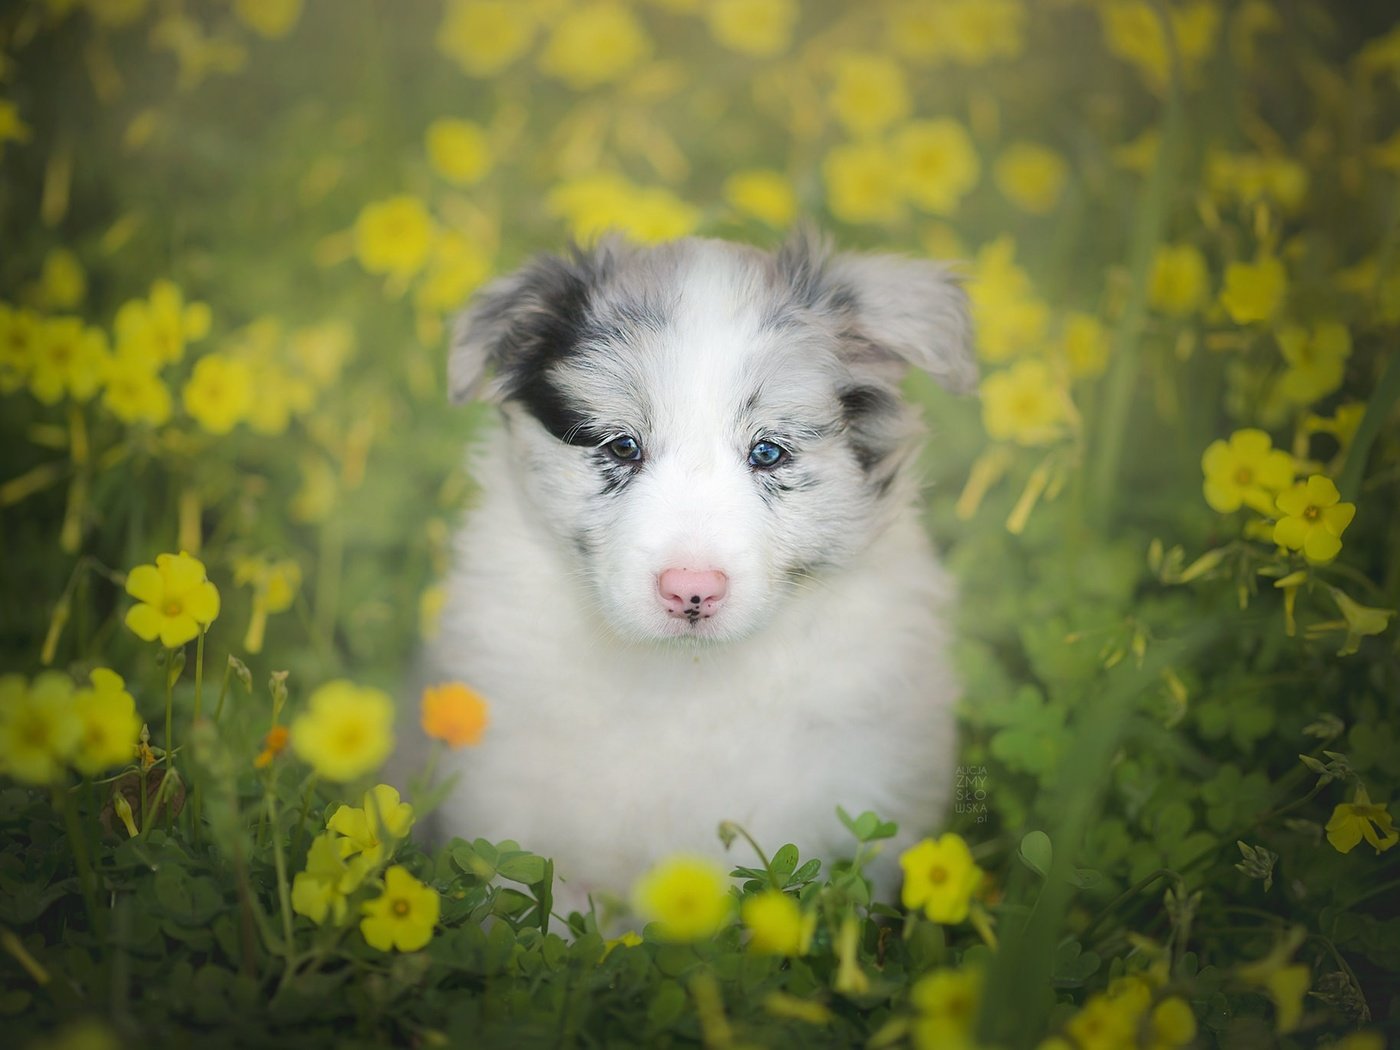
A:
[[2, 1, 1398, 1048]]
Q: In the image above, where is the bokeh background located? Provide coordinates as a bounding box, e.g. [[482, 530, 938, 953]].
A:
[[2, 1, 1399, 1047]]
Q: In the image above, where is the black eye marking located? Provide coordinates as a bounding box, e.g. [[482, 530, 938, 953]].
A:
[[605, 435, 643, 463], [748, 440, 789, 470]]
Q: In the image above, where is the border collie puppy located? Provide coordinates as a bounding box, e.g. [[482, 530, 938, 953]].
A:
[[419, 228, 975, 919]]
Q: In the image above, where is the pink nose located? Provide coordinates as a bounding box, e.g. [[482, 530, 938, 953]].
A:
[[657, 568, 729, 620]]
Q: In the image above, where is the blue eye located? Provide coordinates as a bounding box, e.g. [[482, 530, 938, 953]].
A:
[[606, 435, 642, 462], [748, 440, 788, 469]]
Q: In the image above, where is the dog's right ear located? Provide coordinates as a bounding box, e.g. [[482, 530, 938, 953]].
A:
[[447, 239, 625, 404]]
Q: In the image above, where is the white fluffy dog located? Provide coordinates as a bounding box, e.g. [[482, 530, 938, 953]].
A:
[[415, 229, 975, 919]]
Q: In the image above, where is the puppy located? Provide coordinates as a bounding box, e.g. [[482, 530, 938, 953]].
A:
[[416, 229, 975, 920]]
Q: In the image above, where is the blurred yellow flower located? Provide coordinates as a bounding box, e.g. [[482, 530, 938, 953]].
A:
[[101, 349, 172, 426], [291, 830, 363, 925], [150, 12, 248, 91], [1325, 784, 1398, 854], [182, 353, 254, 435], [706, 0, 797, 58], [291, 679, 396, 782], [29, 318, 110, 404], [1219, 255, 1286, 325], [1273, 475, 1354, 563], [995, 142, 1067, 215], [0, 303, 40, 391], [361, 865, 440, 952], [114, 279, 211, 368], [822, 140, 903, 225], [1150, 996, 1198, 1047], [741, 890, 812, 955], [420, 682, 490, 749], [84, 0, 148, 28], [633, 855, 732, 941], [981, 360, 1070, 446], [1327, 588, 1395, 657], [1257, 964, 1310, 1034], [547, 172, 698, 243], [1200, 428, 1293, 515], [969, 236, 1049, 362], [233, 0, 301, 39], [425, 118, 494, 185], [235, 556, 302, 653], [291, 320, 355, 387], [0, 673, 80, 786], [419, 583, 447, 640], [437, 0, 536, 77], [355, 195, 436, 279], [71, 669, 141, 777], [1099, 0, 1220, 91], [0, 99, 31, 151], [934, 0, 1027, 66], [538, 3, 651, 90], [1060, 312, 1111, 378], [1149, 243, 1210, 317], [415, 231, 493, 314], [723, 169, 797, 228], [124, 551, 221, 648], [1207, 150, 1308, 212], [899, 833, 982, 923], [910, 968, 983, 1050], [1065, 983, 1150, 1050], [828, 53, 909, 138], [38, 249, 87, 310], [329, 784, 415, 866], [1275, 321, 1349, 405], [893, 119, 980, 215]]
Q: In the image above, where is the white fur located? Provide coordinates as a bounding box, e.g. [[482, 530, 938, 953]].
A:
[[416, 233, 971, 920]]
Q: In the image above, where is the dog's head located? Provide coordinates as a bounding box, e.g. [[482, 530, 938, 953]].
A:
[[449, 229, 975, 644]]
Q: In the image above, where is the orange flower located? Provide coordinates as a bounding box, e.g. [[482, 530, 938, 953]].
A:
[[255, 724, 291, 769], [420, 682, 489, 748]]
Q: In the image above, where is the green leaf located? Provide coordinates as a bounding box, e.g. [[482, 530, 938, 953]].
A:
[[1018, 830, 1053, 878], [646, 982, 688, 1030], [495, 851, 547, 885], [771, 843, 799, 880]]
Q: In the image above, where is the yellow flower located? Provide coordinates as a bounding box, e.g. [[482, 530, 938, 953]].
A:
[[234, 556, 302, 653], [969, 236, 1050, 362], [1275, 321, 1350, 405], [1200, 428, 1293, 515], [633, 855, 732, 941], [233, 0, 301, 38], [328, 783, 415, 865], [425, 118, 494, 185], [741, 890, 813, 956], [1219, 255, 1287, 325], [981, 360, 1070, 446], [822, 140, 903, 225], [828, 53, 909, 138], [1325, 784, 1398, 854], [934, 0, 1027, 66], [601, 929, 644, 957], [291, 680, 395, 782], [0, 303, 40, 391], [1060, 312, 1111, 378], [995, 142, 1068, 215], [547, 173, 699, 243], [38, 249, 87, 310], [723, 170, 797, 228], [437, 0, 536, 77], [893, 119, 980, 215], [1099, 0, 1220, 92], [360, 865, 440, 952], [1065, 985, 1150, 1050], [124, 551, 221, 648], [290, 320, 355, 387], [182, 353, 254, 435], [1273, 475, 1355, 563], [1206, 150, 1308, 212], [538, 3, 651, 90], [28, 317, 110, 404], [0, 98, 32, 152], [1149, 244, 1210, 316], [705, 0, 797, 58], [0, 673, 80, 786], [113, 279, 211, 368], [1150, 996, 1197, 1047], [292, 830, 364, 925], [1326, 588, 1395, 657], [899, 834, 982, 923], [71, 669, 141, 777], [910, 968, 983, 1050], [1262, 964, 1310, 1033], [414, 231, 493, 314], [354, 195, 436, 279], [101, 348, 172, 426], [420, 682, 490, 748]]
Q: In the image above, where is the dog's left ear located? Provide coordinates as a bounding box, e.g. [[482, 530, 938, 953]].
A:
[[778, 228, 978, 394]]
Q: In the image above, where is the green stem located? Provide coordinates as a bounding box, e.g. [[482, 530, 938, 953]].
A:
[[1337, 348, 1400, 502], [192, 630, 206, 844], [291, 774, 319, 866], [57, 786, 104, 938], [266, 788, 296, 957], [721, 821, 780, 890]]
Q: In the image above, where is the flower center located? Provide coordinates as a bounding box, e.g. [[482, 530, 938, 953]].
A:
[[1234, 467, 1253, 485], [164, 599, 184, 617], [1303, 505, 1320, 521], [392, 898, 411, 917], [928, 864, 949, 885]]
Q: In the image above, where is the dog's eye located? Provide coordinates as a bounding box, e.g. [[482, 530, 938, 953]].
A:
[[605, 435, 643, 463], [748, 440, 788, 470]]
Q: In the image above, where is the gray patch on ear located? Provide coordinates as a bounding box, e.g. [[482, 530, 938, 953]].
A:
[[776, 226, 978, 394]]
